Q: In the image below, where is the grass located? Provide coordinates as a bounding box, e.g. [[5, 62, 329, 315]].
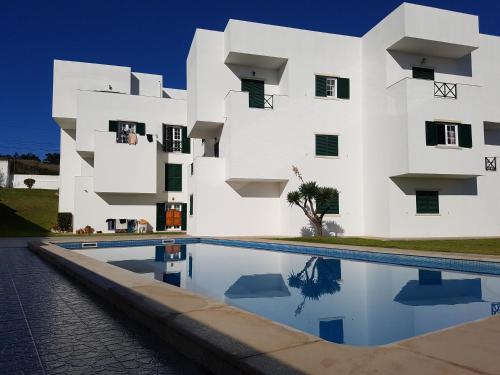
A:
[[0, 188, 58, 237], [277, 237, 500, 256]]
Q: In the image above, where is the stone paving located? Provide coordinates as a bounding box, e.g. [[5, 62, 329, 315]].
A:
[[0, 245, 207, 374]]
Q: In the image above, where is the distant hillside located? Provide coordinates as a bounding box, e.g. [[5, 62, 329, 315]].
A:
[[13, 159, 59, 175]]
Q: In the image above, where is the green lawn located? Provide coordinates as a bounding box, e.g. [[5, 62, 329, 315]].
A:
[[277, 237, 500, 256], [0, 188, 58, 237]]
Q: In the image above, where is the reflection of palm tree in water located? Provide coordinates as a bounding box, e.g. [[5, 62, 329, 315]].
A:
[[288, 257, 341, 316]]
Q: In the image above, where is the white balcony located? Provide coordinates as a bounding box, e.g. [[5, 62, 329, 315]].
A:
[[387, 78, 483, 178], [93, 131, 157, 194], [386, 3, 479, 59]]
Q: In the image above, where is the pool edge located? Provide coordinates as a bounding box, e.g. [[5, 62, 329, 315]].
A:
[[28, 239, 500, 375]]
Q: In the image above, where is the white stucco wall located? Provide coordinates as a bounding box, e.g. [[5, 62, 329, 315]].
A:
[[12, 174, 60, 190]]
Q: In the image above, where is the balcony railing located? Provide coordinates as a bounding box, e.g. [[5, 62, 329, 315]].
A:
[[264, 94, 273, 109], [434, 82, 457, 99], [485, 157, 497, 171]]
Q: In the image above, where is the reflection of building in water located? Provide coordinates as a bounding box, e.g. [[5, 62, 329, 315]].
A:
[[154, 245, 188, 288], [394, 270, 484, 306], [224, 274, 290, 299]]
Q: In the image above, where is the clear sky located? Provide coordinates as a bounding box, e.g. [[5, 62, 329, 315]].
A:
[[1, 0, 499, 158]]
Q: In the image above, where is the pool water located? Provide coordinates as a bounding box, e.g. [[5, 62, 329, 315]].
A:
[[73, 242, 500, 346]]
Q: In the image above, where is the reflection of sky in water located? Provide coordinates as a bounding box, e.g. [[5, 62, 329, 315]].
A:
[[76, 243, 500, 346]]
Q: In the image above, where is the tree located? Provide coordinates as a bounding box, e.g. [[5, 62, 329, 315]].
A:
[[287, 166, 339, 236], [24, 178, 35, 189], [43, 153, 60, 165], [288, 257, 341, 315]]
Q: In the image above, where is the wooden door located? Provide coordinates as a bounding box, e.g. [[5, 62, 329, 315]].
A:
[[166, 209, 182, 227]]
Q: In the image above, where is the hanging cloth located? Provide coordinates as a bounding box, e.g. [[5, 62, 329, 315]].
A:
[[128, 132, 138, 145]]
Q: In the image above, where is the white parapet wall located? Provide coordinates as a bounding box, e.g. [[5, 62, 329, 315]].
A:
[[12, 174, 60, 190]]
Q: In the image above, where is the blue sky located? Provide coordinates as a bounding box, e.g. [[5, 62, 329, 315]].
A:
[[1, 0, 499, 158]]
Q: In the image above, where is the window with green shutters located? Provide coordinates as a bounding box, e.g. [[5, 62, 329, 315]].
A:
[[163, 125, 190, 154], [316, 134, 339, 156], [156, 203, 166, 231], [318, 194, 340, 215], [241, 79, 265, 108], [315, 75, 350, 99], [416, 191, 439, 214], [165, 164, 182, 192], [189, 194, 193, 216], [425, 122, 472, 148]]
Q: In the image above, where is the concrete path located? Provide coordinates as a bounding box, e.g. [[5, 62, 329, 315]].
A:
[[0, 242, 206, 374]]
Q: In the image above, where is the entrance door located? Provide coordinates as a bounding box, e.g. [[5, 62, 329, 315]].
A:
[[166, 204, 182, 228], [241, 79, 264, 108]]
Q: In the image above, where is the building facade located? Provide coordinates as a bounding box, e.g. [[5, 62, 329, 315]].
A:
[[55, 3, 500, 238], [52, 60, 191, 233]]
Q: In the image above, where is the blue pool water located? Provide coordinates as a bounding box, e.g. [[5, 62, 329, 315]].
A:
[[62, 239, 500, 346]]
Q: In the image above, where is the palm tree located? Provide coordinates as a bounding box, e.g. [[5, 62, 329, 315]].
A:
[[288, 257, 341, 315], [287, 166, 338, 236]]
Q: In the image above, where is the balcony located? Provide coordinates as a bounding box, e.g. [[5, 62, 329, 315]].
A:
[[93, 131, 157, 194], [434, 82, 457, 99], [386, 78, 482, 178]]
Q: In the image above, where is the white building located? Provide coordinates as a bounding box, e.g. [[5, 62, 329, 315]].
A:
[[186, 3, 500, 238], [52, 60, 191, 233], [55, 3, 500, 238]]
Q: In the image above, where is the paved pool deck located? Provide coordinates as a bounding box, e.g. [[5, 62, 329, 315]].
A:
[[20, 235, 500, 375], [0, 240, 206, 374]]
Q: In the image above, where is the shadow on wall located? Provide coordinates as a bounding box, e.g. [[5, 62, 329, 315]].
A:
[[0, 202, 51, 236], [391, 176, 478, 196], [301, 220, 345, 237], [388, 50, 473, 78]]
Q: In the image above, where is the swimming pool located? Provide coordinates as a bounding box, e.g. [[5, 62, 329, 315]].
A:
[[61, 239, 500, 346]]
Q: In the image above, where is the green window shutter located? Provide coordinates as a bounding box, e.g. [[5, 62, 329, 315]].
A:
[[189, 194, 193, 215], [136, 123, 146, 135], [337, 78, 350, 99], [162, 125, 167, 152], [315, 75, 327, 97], [425, 121, 438, 146], [317, 193, 339, 214], [165, 164, 182, 192], [181, 203, 187, 231], [181, 126, 191, 154], [316, 134, 338, 156], [458, 124, 472, 148], [416, 191, 439, 214], [109, 120, 118, 132], [156, 203, 166, 231], [412, 67, 435, 80], [241, 79, 265, 108]]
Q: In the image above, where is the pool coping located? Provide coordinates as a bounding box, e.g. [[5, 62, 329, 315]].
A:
[[28, 238, 500, 375]]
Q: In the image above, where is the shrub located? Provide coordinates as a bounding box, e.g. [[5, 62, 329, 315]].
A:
[[57, 212, 73, 232], [76, 226, 95, 235], [24, 178, 35, 189]]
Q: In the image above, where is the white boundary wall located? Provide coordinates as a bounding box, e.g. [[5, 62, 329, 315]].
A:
[[12, 174, 60, 190]]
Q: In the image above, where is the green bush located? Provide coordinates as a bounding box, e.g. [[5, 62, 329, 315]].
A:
[[24, 178, 35, 189], [57, 212, 73, 232]]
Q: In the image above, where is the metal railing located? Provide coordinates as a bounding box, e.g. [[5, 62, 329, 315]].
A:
[[434, 82, 457, 99], [485, 157, 497, 171], [264, 94, 273, 109]]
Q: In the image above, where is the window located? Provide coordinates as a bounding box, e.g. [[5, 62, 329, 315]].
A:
[[416, 191, 439, 214], [445, 124, 457, 146], [172, 127, 182, 151], [190, 162, 194, 176], [109, 121, 145, 143], [425, 122, 472, 148], [189, 194, 193, 215], [165, 164, 182, 192], [163, 125, 190, 154], [412, 67, 435, 80], [326, 77, 337, 97], [315, 75, 350, 99], [214, 141, 219, 158], [315, 134, 338, 157], [318, 194, 340, 215]]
